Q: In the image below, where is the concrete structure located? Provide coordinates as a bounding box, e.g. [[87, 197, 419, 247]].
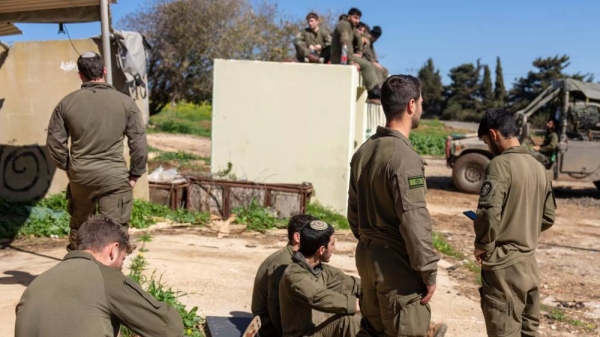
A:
[[211, 59, 384, 214], [0, 39, 149, 201]]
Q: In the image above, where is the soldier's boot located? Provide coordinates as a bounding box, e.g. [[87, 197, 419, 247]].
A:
[[427, 322, 448, 337]]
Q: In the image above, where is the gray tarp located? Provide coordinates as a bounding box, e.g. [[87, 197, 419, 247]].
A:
[[558, 79, 600, 100]]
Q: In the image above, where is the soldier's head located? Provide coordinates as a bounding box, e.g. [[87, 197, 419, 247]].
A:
[[381, 75, 423, 129], [370, 26, 382, 42], [287, 214, 318, 248], [347, 8, 362, 27], [306, 12, 319, 31], [478, 108, 520, 156], [77, 215, 132, 270], [546, 118, 558, 131], [77, 51, 107, 83], [357, 22, 367, 34], [299, 220, 335, 263]]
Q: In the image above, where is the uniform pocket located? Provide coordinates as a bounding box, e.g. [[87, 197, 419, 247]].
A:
[[397, 294, 430, 336], [479, 286, 511, 336], [119, 189, 134, 224]]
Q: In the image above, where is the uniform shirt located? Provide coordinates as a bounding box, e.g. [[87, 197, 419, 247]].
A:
[[363, 40, 378, 63], [347, 126, 439, 286], [47, 82, 148, 187], [15, 251, 184, 337], [539, 131, 559, 155], [293, 28, 332, 58], [330, 17, 355, 64], [474, 145, 556, 271], [279, 252, 361, 337], [251, 244, 294, 337]]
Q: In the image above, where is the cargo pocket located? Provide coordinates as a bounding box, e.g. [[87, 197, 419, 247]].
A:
[[124, 279, 162, 309], [119, 189, 134, 225], [397, 294, 430, 336], [479, 286, 511, 336]]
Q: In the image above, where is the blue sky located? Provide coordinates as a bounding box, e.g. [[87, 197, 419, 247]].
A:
[[4, 0, 599, 87]]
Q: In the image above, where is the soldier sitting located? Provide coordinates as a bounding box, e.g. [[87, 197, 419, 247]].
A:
[[294, 12, 332, 64], [15, 215, 184, 337], [531, 118, 559, 167], [279, 220, 362, 337]]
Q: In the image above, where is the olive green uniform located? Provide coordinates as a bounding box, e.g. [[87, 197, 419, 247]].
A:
[[330, 17, 379, 91], [348, 126, 439, 337], [47, 82, 148, 249], [531, 131, 559, 166], [279, 251, 362, 337], [15, 251, 184, 337], [294, 28, 332, 63], [251, 244, 294, 337], [362, 39, 389, 87], [474, 145, 556, 337]]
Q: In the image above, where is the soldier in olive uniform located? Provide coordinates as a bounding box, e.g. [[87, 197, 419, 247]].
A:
[[362, 26, 389, 87], [530, 118, 559, 166], [474, 108, 556, 337], [294, 12, 332, 64], [331, 8, 381, 102], [47, 52, 148, 250], [279, 220, 362, 337], [251, 214, 318, 337], [348, 75, 447, 337], [15, 215, 184, 337]]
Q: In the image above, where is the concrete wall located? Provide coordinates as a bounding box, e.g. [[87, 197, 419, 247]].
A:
[[211, 59, 362, 214], [0, 39, 149, 201]]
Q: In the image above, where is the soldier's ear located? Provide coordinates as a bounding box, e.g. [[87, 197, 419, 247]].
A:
[[293, 232, 301, 245]]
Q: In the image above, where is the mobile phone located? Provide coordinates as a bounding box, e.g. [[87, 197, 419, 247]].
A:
[[463, 210, 477, 221]]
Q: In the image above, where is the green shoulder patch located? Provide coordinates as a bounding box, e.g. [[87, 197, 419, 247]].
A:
[[408, 175, 425, 189]]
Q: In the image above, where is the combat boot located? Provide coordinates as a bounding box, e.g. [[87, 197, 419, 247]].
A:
[[427, 322, 447, 337]]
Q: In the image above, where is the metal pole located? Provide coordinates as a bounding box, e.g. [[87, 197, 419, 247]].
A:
[[100, 0, 112, 84]]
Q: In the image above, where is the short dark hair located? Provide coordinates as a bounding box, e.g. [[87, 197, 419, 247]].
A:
[[287, 214, 318, 243], [306, 12, 318, 21], [348, 8, 362, 17], [77, 52, 105, 81], [77, 215, 131, 253], [478, 108, 519, 139], [548, 118, 559, 127], [381, 75, 421, 121], [299, 221, 334, 257], [357, 22, 366, 29]]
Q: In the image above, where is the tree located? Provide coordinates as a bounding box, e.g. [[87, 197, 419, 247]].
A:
[[442, 61, 482, 121], [120, 0, 302, 115], [417, 58, 444, 117], [508, 54, 592, 112], [481, 64, 493, 108], [494, 56, 507, 106]]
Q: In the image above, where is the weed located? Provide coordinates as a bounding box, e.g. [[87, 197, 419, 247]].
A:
[[149, 103, 211, 138], [233, 199, 284, 233], [148, 145, 160, 152], [131, 199, 210, 229], [432, 232, 464, 259], [306, 202, 349, 229], [138, 232, 153, 243]]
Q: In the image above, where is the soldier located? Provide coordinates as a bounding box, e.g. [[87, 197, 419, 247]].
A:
[[47, 51, 148, 250], [348, 75, 447, 337], [362, 26, 389, 86], [15, 215, 184, 337], [294, 12, 332, 64], [279, 220, 362, 337], [251, 214, 318, 337], [530, 118, 559, 166], [474, 108, 556, 337], [331, 8, 381, 102]]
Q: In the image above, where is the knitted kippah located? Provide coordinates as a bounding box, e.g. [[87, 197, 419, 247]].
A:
[[309, 220, 328, 230]]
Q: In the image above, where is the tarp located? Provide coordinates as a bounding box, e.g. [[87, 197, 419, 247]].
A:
[[0, 0, 116, 24], [558, 79, 600, 101]]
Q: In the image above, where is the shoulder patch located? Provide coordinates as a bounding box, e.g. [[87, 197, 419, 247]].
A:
[[480, 181, 492, 197], [408, 175, 425, 189]]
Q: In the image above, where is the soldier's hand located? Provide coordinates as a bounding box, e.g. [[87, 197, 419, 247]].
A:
[[314, 44, 322, 51], [352, 62, 361, 70], [474, 249, 486, 263], [129, 176, 139, 188], [356, 298, 361, 312], [533, 145, 540, 151], [374, 62, 384, 70], [421, 284, 436, 305]]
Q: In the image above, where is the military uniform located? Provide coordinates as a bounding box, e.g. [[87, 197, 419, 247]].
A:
[[362, 39, 389, 87], [279, 251, 362, 337], [47, 82, 148, 249], [15, 251, 184, 337], [251, 244, 294, 337], [474, 145, 556, 337], [330, 17, 379, 91], [294, 28, 332, 63], [531, 131, 559, 166], [348, 126, 439, 337]]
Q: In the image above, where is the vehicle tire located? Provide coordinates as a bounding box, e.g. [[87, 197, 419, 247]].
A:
[[452, 153, 490, 194], [594, 181, 600, 190]]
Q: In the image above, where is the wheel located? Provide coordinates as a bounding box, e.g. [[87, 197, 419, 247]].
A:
[[594, 181, 600, 190], [452, 153, 490, 194]]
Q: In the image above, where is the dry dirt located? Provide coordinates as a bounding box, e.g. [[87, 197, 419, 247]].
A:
[[147, 133, 212, 158], [1, 141, 599, 336]]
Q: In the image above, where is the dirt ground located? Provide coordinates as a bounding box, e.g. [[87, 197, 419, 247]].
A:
[[1, 136, 599, 336], [147, 133, 212, 158]]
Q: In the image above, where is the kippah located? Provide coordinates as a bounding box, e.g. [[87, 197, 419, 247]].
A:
[[309, 220, 328, 230], [81, 51, 98, 58]]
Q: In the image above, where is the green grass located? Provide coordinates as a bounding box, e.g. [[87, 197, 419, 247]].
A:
[[432, 232, 463, 259], [233, 199, 286, 233], [541, 304, 595, 330], [409, 119, 469, 157], [306, 202, 350, 229], [153, 150, 210, 166], [149, 103, 212, 137]]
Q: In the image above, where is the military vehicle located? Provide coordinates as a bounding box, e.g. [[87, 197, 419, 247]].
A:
[[445, 79, 600, 194]]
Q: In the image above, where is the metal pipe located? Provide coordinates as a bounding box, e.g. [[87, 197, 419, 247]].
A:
[[100, 0, 112, 84]]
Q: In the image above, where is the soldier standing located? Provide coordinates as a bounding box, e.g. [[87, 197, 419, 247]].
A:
[[348, 75, 447, 337], [474, 108, 556, 337], [294, 12, 332, 64], [47, 51, 148, 250]]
